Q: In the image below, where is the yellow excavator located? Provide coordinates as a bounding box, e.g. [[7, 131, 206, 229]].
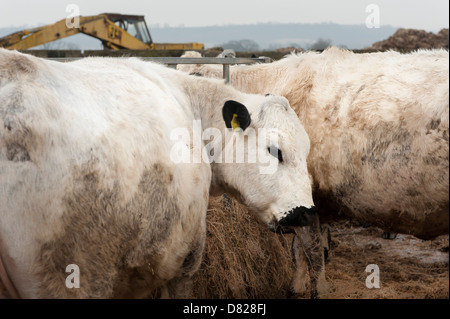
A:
[[0, 13, 204, 50]]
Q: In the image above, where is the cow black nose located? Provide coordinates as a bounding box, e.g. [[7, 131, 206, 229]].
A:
[[278, 206, 318, 227]]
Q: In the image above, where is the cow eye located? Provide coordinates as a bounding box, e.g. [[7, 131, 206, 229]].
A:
[[268, 146, 283, 162]]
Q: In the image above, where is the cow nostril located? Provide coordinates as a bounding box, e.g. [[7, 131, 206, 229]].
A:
[[279, 205, 317, 227]]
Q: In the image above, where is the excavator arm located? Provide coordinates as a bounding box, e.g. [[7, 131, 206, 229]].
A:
[[0, 14, 203, 50], [0, 18, 82, 50]]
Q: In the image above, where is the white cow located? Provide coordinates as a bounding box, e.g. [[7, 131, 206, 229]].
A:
[[178, 48, 449, 240], [0, 49, 315, 298]]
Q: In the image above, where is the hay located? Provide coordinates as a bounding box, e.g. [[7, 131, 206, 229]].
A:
[[192, 195, 295, 298]]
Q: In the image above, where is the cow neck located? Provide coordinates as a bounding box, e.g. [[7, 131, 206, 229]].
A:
[[182, 76, 248, 195], [183, 76, 245, 132]]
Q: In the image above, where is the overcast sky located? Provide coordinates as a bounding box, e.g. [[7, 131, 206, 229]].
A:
[[0, 0, 448, 31]]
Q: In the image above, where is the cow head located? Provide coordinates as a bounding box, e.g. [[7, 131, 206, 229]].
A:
[[210, 95, 316, 233]]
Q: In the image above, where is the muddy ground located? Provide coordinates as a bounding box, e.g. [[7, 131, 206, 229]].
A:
[[322, 220, 448, 299]]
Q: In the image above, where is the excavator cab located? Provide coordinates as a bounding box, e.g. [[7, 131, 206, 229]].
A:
[[104, 14, 152, 45]]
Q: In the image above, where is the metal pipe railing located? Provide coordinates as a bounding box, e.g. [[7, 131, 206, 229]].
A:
[[47, 56, 272, 83]]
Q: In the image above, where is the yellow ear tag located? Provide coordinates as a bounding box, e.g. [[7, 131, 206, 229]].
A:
[[231, 113, 241, 131]]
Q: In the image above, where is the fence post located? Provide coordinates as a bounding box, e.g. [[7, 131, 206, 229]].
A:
[[223, 64, 230, 84]]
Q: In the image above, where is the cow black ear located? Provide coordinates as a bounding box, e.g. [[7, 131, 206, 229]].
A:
[[222, 100, 251, 131]]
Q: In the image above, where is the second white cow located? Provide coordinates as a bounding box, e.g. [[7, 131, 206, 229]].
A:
[[179, 48, 449, 240]]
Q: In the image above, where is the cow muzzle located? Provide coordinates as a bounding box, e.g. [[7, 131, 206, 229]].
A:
[[269, 206, 318, 234]]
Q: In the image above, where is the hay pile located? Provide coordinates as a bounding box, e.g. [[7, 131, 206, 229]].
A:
[[370, 28, 449, 51], [192, 195, 295, 298]]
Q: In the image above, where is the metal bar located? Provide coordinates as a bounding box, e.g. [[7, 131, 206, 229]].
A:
[[46, 57, 269, 64], [223, 64, 230, 84], [139, 57, 267, 64], [46, 56, 271, 85], [44, 57, 81, 62]]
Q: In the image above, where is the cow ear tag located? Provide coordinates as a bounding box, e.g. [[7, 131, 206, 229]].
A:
[[231, 113, 241, 131], [222, 100, 251, 131]]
